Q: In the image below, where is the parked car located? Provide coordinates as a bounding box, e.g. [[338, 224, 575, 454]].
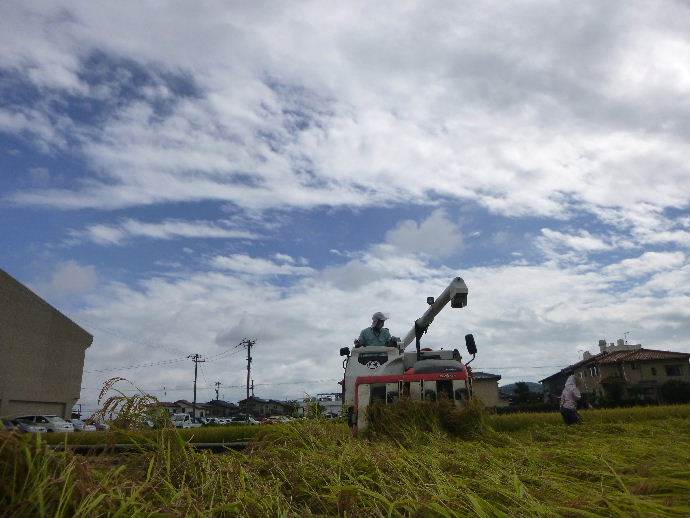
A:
[[88, 421, 110, 431], [171, 413, 194, 429], [11, 419, 47, 433], [271, 415, 294, 423], [15, 415, 73, 433], [71, 419, 96, 432], [230, 415, 260, 425]]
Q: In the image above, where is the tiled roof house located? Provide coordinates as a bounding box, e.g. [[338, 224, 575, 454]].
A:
[[541, 339, 690, 403]]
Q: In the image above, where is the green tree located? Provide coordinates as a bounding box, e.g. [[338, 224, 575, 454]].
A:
[[514, 382, 531, 405], [660, 380, 690, 404]]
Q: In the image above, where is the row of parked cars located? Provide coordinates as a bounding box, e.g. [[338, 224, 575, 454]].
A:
[[2, 413, 312, 433], [171, 413, 295, 428], [171, 413, 263, 428], [1, 415, 109, 433]]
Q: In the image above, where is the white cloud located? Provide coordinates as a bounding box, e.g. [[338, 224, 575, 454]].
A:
[[76, 218, 257, 245], [37, 260, 98, 300], [1, 1, 688, 245], [210, 254, 314, 276], [538, 228, 613, 253], [603, 251, 686, 280], [273, 253, 295, 264], [384, 209, 462, 258]]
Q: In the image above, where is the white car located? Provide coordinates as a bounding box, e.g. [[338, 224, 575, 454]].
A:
[[15, 415, 74, 433], [171, 413, 194, 428], [90, 421, 110, 431], [230, 415, 260, 425], [11, 419, 47, 433], [71, 419, 97, 432]]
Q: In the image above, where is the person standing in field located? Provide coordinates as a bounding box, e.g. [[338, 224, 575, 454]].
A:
[[560, 374, 582, 425]]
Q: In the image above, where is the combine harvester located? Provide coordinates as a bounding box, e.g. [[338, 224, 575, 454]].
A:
[[340, 277, 477, 433]]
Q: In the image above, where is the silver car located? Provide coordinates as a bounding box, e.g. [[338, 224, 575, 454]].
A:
[[71, 419, 96, 432], [12, 419, 47, 433], [15, 415, 74, 433]]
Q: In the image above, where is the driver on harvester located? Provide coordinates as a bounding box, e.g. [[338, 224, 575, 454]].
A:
[[355, 312, 393, 348]]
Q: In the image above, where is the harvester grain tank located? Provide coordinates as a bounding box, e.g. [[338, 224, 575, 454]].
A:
[[340, 277, 477, 433]]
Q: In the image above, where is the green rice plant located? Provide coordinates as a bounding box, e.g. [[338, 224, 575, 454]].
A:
[[89, 377, 170, 430], [365, 397, 499, 443], [1, 404, 689, 516], [42, 423, 261, 445]]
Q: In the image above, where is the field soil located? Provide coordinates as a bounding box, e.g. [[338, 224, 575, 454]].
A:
[[1, 405, 689, 517]]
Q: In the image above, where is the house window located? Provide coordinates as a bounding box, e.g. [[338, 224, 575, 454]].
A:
[[630, 362, 637, 370], [665, 365, 682, 376], [651, 367, 657, 376]]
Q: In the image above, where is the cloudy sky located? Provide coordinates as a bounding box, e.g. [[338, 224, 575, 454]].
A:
[[1, 1, 689, 412]]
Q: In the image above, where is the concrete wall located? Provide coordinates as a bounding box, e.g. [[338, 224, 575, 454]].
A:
[[0, 269, 92, 420], [472, 379, 504, 407]]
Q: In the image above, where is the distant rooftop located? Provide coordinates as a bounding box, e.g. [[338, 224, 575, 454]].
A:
[[540, 345, 690, 383], [472, 371, 501, 380]]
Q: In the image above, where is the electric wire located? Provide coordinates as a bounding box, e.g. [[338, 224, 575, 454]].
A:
[[83, 346, 243, 375], [78, 320, 188, 356], [83, 357, 189, 374]]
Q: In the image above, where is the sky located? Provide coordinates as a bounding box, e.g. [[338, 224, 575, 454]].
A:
[[1, 1, 689, 414]]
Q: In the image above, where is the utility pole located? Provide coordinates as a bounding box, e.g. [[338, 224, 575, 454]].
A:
[[214, 381, 221, 401], [236, 338, 256, 422], [187, 354, 206, 419], [250, 379, 254, 397]]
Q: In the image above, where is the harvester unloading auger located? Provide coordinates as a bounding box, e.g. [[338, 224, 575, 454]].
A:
[[340, 277, 477, 433]]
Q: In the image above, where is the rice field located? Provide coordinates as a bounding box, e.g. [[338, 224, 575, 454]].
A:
[[1, 404, 689, 517]]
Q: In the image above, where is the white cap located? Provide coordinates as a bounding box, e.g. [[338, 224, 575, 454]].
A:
[[372, 311, 388, 321]]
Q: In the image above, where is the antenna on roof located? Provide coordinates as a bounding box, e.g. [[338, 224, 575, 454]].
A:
[[623, 331, 631, 344]]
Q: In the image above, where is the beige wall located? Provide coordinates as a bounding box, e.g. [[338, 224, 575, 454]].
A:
[[0, 270, 92, 420], [472, 379, 505, 407]]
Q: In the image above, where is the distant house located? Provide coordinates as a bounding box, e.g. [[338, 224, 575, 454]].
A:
[[158, 399, 209, 417], [300, 392, 343, 416], [204, 399, 239, 417], [238, 396, 296, 417], [471, 371, 508, 407], [0, 268, 92, 420], [540, 339, 690, 404]]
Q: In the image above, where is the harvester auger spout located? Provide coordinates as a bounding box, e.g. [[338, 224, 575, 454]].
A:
[[400, 276, 469, 360]]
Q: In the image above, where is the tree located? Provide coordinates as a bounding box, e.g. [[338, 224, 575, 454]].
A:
[[601, 378, 625, 406], [660, 380, 690, 404], [514, 382, 531, 405]]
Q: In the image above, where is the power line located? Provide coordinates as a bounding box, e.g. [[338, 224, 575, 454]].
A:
[[79, 320, 188, 356], [472, 364, 567, 370], [83, 347, 243, 376], [199, 362, 211, 387], [86, 378, 342, 393], [83, 356, 188, 374]]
